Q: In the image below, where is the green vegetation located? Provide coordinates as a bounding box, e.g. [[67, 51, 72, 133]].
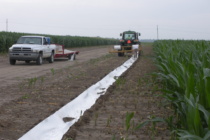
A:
[[115, 77, 126, 87], [50, 68, 55, 76], [153, 40, 210, 139], [28, 77, 38, 87], [0, 31, 118, 53], [125, 112, 134, 131]]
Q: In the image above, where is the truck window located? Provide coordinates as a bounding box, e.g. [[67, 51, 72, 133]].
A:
[[43, 38, 48, 45], [17, 37, 42, 45]]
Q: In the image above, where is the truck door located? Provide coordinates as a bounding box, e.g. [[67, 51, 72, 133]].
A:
[[43, 38, 51, 57]]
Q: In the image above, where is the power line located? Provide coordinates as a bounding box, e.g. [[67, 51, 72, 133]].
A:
[[157, 25, 159, 40], [6, 19, 8, 32]]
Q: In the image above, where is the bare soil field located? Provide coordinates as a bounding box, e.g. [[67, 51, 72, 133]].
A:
[[0, 44, 172, 140], [0, 46, 112, 106], [63, 45, 172, 140]]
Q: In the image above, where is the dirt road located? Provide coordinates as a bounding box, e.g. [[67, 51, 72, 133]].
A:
[[0, 46, 110, 88], [0, 46, 111, 106]]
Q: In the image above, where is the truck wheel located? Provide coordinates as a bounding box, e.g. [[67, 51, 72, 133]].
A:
[[72, 54, 76, 60], [36, 54, 43, 65], [25, 60, 30, 64], [10, 59, 16, 65], [68, 54, 76, 60], [118, 52, 121, 57], [68, 54, 71, 60], [49, 52, 54, 63]]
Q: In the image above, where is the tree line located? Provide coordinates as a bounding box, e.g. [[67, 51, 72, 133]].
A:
[[0, 31, 118, 53]]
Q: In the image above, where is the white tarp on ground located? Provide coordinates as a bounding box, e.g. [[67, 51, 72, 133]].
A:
[[19, 56, 138, 140]]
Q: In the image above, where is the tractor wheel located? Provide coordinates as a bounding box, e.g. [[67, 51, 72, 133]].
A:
[[118, 52, 124, 57]]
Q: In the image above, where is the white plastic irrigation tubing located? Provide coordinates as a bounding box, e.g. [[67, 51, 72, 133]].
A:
[[19, 56, 138, 140]]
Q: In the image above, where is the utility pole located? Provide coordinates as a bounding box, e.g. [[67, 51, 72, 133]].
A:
[[6, 19, 8, 32], [157, 25, 159, 40]]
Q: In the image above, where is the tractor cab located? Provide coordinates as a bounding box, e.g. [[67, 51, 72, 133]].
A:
[[109, 30, 142, 57], [120, 31, 141, 46]]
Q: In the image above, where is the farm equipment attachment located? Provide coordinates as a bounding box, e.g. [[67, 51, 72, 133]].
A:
[[109, 30, 142, 57], [53, 44, 79, 60]]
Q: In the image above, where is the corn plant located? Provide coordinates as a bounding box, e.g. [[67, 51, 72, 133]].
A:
[[50, 68, 55, 75], [115, 77, 126, 87], [28, 77, 38, 87], [106, 115, 112, 127], [125, 112, 134, 132], [153, 40, 210, 139], [40, 76, 45, 83], [22, 94, 29, 99]]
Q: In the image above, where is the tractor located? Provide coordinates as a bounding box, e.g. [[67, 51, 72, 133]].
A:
[[109, 30, 142, 57]]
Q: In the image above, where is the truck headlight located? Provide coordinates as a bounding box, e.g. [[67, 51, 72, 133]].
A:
[[9, 48, 13, 52], [32, 49, 39, 53]]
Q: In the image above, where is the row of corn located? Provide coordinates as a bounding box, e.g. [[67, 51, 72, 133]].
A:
[[153, 40, 210, 139], [0, 31, 118, 53]]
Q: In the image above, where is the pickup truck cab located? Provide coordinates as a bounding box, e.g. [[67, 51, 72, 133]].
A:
[[9, 36, 55, 65]]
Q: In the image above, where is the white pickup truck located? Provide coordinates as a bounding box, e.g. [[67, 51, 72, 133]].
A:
[[9, 36, 55, 65]]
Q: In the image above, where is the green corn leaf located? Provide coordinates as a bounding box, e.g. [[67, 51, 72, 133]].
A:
[[135, 121, 149, 130], [178, 130, 201, 140], [125, 112, 134, 131], [203, 68, 210, 108], [135, 117, 165, 130], [203, 130, 210, 140], [153, 40, 210, 139], [197, 103, 210, 127]]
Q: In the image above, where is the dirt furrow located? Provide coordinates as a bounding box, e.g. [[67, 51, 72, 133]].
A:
[[62, 45, 172, 140]]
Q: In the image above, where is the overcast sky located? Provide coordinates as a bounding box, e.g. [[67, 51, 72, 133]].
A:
[[0, 0, 209, 40]]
